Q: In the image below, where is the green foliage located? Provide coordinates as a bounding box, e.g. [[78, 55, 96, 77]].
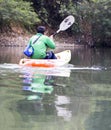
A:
[[0, 0, 40, 30], [57, 0, 111, 46], [29, 0, 62, 27], [90, 0, 111, 46], [1, 0, 111, 46]]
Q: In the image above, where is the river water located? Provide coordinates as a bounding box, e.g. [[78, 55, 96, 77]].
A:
[[0, 46, 111, 130]]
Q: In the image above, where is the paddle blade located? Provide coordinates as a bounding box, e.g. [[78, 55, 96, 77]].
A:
[[58, 15, 75, 32]]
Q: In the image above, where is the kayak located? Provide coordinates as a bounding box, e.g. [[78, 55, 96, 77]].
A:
[[19, 50, 71, 68]]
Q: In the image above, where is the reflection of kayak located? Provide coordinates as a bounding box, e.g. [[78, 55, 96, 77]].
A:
[[19, 50, 71, 68], [23, 85, 53, 94]]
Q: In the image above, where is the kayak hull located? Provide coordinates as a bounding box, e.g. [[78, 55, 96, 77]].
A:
[[19, 50, 71, 68]]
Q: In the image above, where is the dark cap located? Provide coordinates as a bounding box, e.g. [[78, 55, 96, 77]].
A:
[[37, 26, 46, 34]]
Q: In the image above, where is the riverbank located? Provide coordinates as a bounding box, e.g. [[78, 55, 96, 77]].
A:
[[0, 32, 76, 47]]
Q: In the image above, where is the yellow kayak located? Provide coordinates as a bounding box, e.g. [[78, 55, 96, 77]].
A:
[[19, 50, 71, 68]]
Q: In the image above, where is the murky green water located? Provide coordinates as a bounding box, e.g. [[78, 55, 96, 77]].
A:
[[0, 47, 111, 130]]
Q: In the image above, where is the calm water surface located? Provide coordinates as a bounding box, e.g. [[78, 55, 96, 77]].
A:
[[0, 47, 111, 130]]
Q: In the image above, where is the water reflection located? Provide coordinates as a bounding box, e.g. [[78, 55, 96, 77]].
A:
[[17, 67, 72, 122], [55, 95, 72, 121], [71, 47, 111, 68], [0, 47, 24, 64], [23, 73, 54, 100], [86, 100, 111, 130], [1, 47, 111, 130], [1, 47, 111, 69]]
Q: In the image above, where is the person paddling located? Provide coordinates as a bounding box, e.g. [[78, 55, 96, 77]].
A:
[[26, 26, 57, 59]]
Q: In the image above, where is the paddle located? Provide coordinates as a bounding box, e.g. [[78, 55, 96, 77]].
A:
[[53, 15, 75, 36]]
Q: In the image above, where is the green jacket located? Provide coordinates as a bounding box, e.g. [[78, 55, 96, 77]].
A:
[[29, 33, 56, 59]]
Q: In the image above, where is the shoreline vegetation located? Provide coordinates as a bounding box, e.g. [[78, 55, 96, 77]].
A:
[[1, 0, 111, 48]]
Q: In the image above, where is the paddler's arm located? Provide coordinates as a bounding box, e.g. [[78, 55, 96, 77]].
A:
[[45, 35, 56, 49]]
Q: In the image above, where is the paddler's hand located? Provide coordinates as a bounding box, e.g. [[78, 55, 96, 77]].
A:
[[50, 35, 54, 40]]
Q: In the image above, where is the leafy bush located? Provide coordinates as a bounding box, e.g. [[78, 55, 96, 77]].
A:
[[1, 0, 111, 47], [0, 0, 40, 31], [59, 0, 111, 46]]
